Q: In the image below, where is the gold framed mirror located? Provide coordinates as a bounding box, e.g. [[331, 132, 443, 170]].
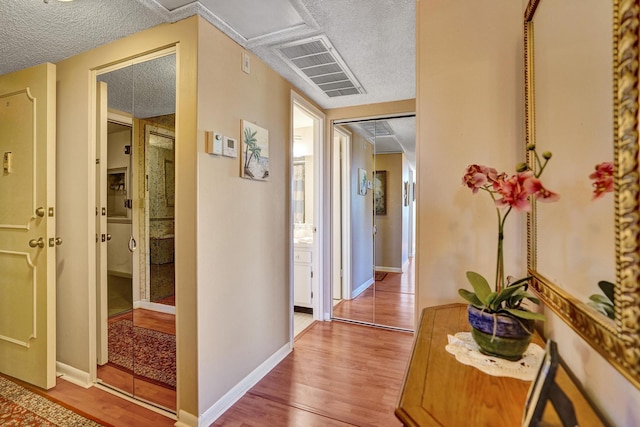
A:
[[525, 0, 640, 389]]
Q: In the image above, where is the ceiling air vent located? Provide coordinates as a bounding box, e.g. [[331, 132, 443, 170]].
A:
[[276, 35, 365, 98]]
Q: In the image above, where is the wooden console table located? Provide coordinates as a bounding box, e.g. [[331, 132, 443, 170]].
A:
[[395, 304, 606, 426]]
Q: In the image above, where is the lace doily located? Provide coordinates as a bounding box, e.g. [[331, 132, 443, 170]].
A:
[[445, 332, 544, 381]]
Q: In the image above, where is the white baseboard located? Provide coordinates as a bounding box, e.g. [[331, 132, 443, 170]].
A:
[[56, 362, 91, 388], [374, 266, 403, 273], [134, 300, 176, 315], [198, 343, 291, 426], [351, 277, 374, 299]]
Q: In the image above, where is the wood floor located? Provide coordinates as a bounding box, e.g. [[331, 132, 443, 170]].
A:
[[25, 268, 415, 426], [333, 260, 415, 330], [214, 321, 414, 426]]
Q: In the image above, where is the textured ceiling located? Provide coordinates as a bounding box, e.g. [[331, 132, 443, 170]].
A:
[[97, 55, 176, 119], [1, 0, 415, 158], [0, 0, 168, 77]]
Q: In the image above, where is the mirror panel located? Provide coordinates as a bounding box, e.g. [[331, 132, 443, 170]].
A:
[[533, 0, 614, 305], [331, 116, 416, 330], [525, 0, 640, 389], [96, 52, 177, 411]]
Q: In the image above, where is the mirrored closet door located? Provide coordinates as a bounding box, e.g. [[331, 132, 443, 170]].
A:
[[95, 52, 177, 412], [331, 116, 416, 330]]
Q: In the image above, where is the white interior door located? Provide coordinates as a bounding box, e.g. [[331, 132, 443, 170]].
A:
[[0, 62, 57, 389]]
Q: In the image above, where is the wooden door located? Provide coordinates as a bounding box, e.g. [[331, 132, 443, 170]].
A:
[[0, 63, 57, 389]]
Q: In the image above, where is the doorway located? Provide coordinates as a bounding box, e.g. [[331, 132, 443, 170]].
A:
[[94, 51, 177, 412], [331, 115, 416, 331], [291, 93, 324, 338]]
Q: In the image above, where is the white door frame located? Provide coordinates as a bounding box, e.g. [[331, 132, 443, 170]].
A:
[[290, 92, 325, 343], [333, 125, 352, 301]]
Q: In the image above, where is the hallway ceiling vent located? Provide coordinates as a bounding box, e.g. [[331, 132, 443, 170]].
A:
[[358, 121, 394, 138], [276, 35, 366, 98]]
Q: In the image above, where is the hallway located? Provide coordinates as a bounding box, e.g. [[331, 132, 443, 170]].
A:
[[33, 320, 413, 426], [333, 259, 415, 330]]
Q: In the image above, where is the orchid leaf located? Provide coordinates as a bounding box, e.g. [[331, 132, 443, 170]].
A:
[[458, 289, 483, 307], [502, 307, 546, 321], [466, 271, 492, 303], [598, 280, 615, 303], [589, 294, 612, 305]]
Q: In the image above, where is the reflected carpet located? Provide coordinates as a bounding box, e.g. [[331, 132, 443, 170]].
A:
[[0, 376, 106, 426], [108, 319, 176, 389]]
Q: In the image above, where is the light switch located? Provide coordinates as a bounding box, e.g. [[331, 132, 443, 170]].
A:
[[3, 152, 12, 173], [242, 52, 250, 74]]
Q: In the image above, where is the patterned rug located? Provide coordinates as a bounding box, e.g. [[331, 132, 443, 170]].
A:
[[0, 376, 105, 426], [108, 319, 176, 389]]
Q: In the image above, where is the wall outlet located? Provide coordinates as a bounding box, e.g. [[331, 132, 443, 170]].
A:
[[242, 52, 250, 74]]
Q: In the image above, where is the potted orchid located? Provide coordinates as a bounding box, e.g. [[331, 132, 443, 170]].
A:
[[458, 144, 559, 360]]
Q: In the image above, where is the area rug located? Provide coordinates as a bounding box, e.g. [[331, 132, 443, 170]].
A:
[[0, 376, 105, 426], [108, 319, 176, 389], [375, 271, 388, 281]]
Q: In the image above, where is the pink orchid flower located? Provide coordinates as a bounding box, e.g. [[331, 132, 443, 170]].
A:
[[523, 176, 560, 203], [462, 164, 497, 193], [589, 161, 614, 200], [494, 172, 535, 212]]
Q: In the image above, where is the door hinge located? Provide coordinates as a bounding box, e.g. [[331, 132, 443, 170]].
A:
[[96, 158, 100, 164], [311, 270, 313, 279], [124, 199, 133, 209]]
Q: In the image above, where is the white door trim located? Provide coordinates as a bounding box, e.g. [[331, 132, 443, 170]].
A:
[[290, 92, 325, 341], [333, 126, 352, 301]]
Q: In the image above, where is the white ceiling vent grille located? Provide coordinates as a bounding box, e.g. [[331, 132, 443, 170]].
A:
[[277, 35, 365, 98]]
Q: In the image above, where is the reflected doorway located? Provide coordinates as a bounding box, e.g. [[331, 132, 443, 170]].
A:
[[331, 115, 416, 331], [95, 51, 177, 412]]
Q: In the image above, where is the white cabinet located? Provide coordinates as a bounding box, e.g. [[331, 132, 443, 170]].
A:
[[294, 245, 312, 308]]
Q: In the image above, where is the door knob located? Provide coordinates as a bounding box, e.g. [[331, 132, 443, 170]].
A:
[[29, 237, 44, 248], [55, 237, 63, 246], [106, 234, 112, 241], [35, 207, 45, 217]]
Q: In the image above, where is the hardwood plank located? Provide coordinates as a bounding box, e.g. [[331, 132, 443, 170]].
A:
[[334, 260, 416, 330], [213, 393, 356, 426], [133, 308, 176, 335], [229, 321, 414, 427], [43, 378, 175, 427]]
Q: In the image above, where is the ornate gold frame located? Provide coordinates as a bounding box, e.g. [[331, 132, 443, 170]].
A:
[[525, 0, 640, 389]]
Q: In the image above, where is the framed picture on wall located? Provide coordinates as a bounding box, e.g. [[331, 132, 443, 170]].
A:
[[241, 120, 269, 180], [358, 168, 367, 195], [374, 170, 387, 215]]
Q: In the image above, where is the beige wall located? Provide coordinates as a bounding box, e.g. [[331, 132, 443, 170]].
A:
[[415, 1, 640, 424], [55, 17, 198, 416], [195, 17, 323, 414], [374, 153, 408, 270], [350, 132, 374, 293]]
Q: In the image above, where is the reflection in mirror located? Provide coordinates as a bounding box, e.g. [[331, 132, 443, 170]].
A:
[[532, 0, 614, 310], [96, 52, 176, 411], [526, 0, 640, 390], [331, 116, 416, 330]]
